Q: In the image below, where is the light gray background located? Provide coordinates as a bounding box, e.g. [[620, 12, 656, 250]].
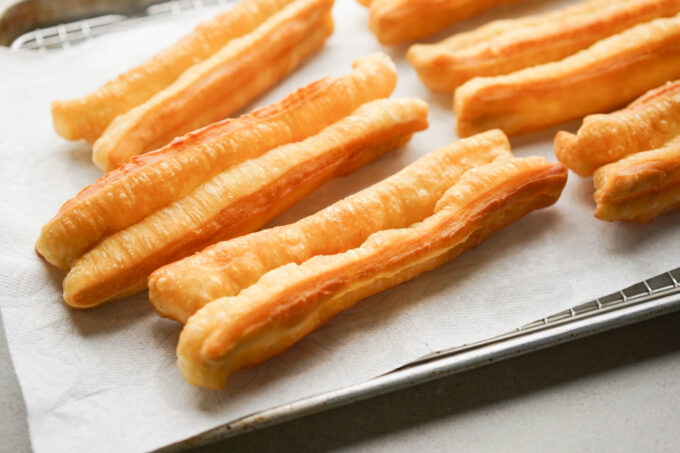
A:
[[2, 308, 679, 452]]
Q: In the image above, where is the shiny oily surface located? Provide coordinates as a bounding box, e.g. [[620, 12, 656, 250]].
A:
[[177, 141, 567, 388], [454, 13, 680, 137], [408, 0, 680, 93], [149, 130, 510, 323]]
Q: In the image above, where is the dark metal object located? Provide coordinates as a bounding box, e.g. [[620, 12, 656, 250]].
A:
[[0, 0, 236, 51], [0, 0, 156, 47]]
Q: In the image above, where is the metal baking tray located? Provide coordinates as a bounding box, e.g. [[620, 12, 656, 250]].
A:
[[3, 1, 679, 450], [158, 267, 680, 452]]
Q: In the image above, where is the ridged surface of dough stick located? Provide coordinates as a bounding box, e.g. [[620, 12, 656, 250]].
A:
[[62, 97, 428, 308], [593, 143, 680, 222], [555, 80, 680, 176], [408, 0, 680, 93], [93, 0, 334, 171], [177, 155, 567, 389], [51, 0, 297, 142], [454, 14, 680, 137], [149, 129, 511, 322], [153, 13, 334, 150], [36, 53, 397, 270]]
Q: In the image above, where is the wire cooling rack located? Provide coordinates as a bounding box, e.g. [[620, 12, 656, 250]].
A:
[[6, 0, 237, 52], [3, 2, 679, 450]]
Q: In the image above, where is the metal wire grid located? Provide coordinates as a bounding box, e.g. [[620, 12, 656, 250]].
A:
[[402, 267, 680, 369], [10, 0, 238, 52]]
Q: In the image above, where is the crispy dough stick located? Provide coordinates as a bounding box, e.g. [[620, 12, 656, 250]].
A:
[[454, 14, 680, 137], [363, 0, 525, 45], [149, 129, 512, 322], [148, 13, 333, 151], [51, 0, 297, 142], [62, 98, 428, 308], [93, 0, 334, 171], [408, 0, 680, 93], [593, 143, 680, 222], [177, 153, 567, 389], [36, 53, 397, 271], [555, 80, 680, 176]]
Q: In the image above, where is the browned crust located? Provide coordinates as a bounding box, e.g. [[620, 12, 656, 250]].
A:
[[52, 0, 294, 142], [408, 0, 680, 93], [593, 143, 680, 222], [177, 152, 567, 389], [92, 0, 334, 171], [555, 80, 680, 176], [61, 98, 428, 308], [454, 14, 680, 137], [148, 130, 511, 323], [36, 53, 397, 271], [51, 0, 298, 142]]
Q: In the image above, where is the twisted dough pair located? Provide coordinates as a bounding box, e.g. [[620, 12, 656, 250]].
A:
[[148, 130, 567, 389], [403, 0, 680, 222], [398, 0, 680, 138], [453, 10, 680, 137], [409, 0, 680, 93], [36, 54, 429, 308], [556, 81, 680, 223], [52, 0, 335, 171]]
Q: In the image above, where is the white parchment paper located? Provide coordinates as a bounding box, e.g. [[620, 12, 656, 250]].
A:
[[0, 1, 678, 451]]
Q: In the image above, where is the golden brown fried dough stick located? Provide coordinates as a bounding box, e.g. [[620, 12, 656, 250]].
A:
[[555, 80, 680, 176], [363, 0, 525, 45], [149, 130, 512, 323], [61, 97, 428, 307], [36, 53, 397, 271], [52, 0, 297, 142], [93, 0, 334, 171], [177, 151, 567, 389], [556, 80, 680, 222], [454, 14, 680, 137], [149, 14, 333, 150], [593, 143, 680, 222], [408, 0, 680, 93]]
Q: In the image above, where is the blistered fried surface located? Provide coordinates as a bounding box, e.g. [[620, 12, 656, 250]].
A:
[[51, 0, 297, 142], [593, 143, 680, 222], [176, 142, 567, 389], [556, 80, 680, 176], [61, 97, 427, 307], [454, 14, 680, 137], [93, 0, 334, 171], [36, 53, 397, 271], [149, 130, 511, 322], [408, 0, 680, 93]]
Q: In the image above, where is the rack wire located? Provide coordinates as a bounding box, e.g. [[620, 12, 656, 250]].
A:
[[401, 267, 680, 369], [9, 0, 237, 52]]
